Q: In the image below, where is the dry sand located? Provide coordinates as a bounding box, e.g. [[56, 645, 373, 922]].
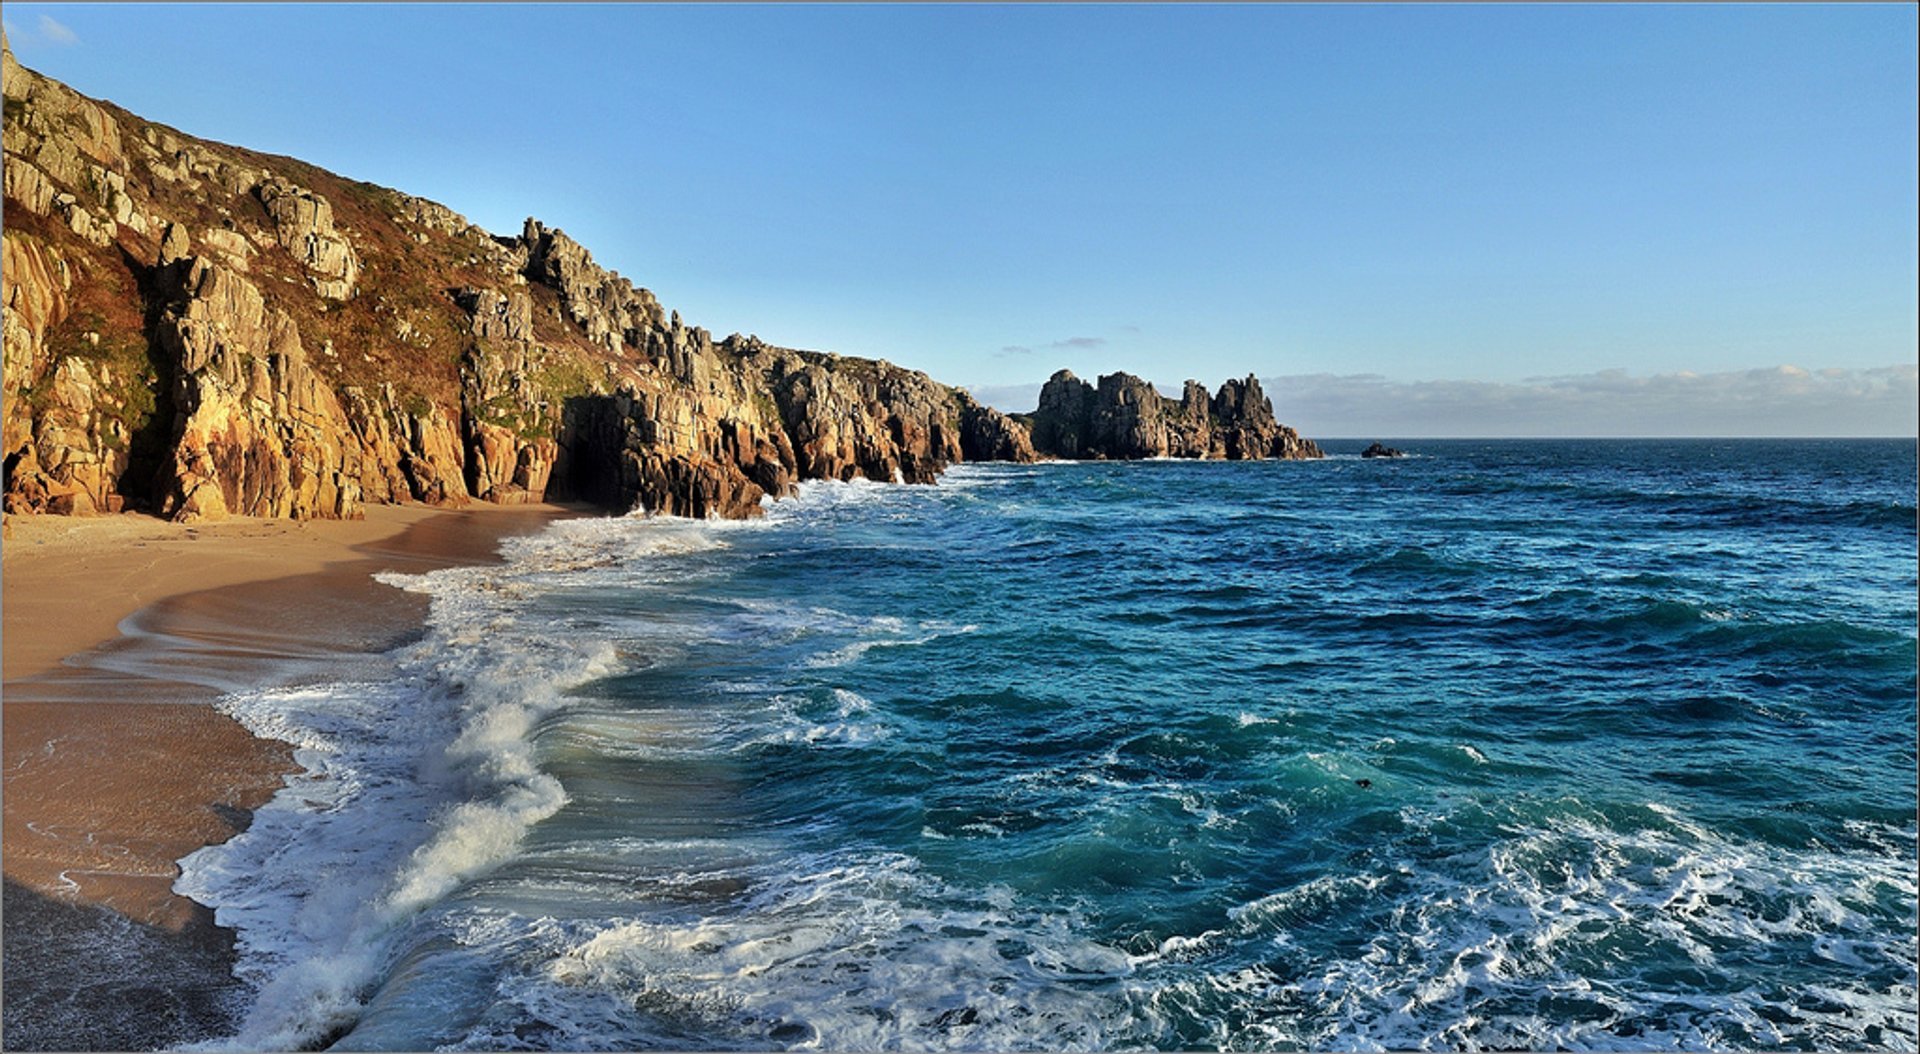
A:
[[0, 501, 583, 1050]]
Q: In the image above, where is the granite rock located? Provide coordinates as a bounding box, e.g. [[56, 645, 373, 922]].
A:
[[1023, 370, 1321, 462]]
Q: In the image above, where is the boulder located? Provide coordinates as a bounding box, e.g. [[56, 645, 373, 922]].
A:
[[158, 223, 191, 266]]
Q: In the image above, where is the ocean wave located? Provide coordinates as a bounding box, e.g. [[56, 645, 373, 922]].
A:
[[434, 853, 1148, 1051], [169, 444, 1915, 1051], [740, 688, 897, 749], [1435, 474, 1918, 532], [183, 658, 608, 1049], [1138, 805, 1918, 1051], [176, 528, 657, 1049]]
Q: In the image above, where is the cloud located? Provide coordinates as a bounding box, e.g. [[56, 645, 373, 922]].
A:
[[36, 14, 77, 45], [1259, 364, 1919, 438], [972, 364, 1919, 436], [993, 334, 1107, 360]]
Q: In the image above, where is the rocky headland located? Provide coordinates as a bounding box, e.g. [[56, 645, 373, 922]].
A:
[[3, 40, 1319, 529]]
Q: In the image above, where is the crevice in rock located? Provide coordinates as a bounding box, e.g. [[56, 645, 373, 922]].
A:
[[117, 243, 177, 513]]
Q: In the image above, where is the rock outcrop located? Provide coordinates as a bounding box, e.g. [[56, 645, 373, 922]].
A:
[[151, 255, 360, 519], [2, 42, 1313, 525], [1361, 442, 1406, 459], [1020, 370, 1323, 462], [254, 178, 360, 300]]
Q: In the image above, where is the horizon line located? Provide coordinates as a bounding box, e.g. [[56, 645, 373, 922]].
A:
[[1306, 435, 1919, 441]]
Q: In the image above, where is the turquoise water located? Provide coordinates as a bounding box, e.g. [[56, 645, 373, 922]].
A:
[[182, 440, 1918, 1051]]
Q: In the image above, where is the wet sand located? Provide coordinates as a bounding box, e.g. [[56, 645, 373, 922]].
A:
[[1, 501, 587, 1050]]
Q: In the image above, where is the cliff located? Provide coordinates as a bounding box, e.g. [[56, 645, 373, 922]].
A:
[[1020, 369, 1323, 461], [2, 44, 1312, 525]]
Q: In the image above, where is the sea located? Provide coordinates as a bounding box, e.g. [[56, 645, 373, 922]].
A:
[[176, 439, 1918, 1052]]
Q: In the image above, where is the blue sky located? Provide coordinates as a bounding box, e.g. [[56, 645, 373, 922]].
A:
[[6, 4, 1916, 435]]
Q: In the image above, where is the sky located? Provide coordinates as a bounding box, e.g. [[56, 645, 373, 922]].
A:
[[6, 4, 1916, 436]]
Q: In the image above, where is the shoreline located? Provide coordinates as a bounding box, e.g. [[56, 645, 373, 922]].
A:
[[1, 501, 587, 1050]]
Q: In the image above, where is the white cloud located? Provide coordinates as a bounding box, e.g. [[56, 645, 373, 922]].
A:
[[991, 335, 1109, 361], [971, 364, 1919, 437], [1262, 364, 1919, 438], [36, 14, 77, 45], [1052, 336, 1106, 350]]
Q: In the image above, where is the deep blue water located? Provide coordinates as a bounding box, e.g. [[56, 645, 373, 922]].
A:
[[182, 439, 1918, 1051]]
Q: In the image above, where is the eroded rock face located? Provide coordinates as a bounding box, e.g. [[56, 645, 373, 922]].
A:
[[2, 229, 130, 517], [152, 257, 360, 520], [520, 219, 663, 356], [540, 338, 1009, 519], [255, 178, 360, 300], [1029, 369, 1096, 458], [1023, 370, 1323, 462], [1211, 375, 1322, 460], [958, 392, 1036, 463]]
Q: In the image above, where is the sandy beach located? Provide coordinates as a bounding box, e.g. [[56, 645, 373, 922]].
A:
[[1, 501, 583, 1050]]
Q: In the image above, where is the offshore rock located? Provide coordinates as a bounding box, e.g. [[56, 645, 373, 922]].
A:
[[1361, 442, 1406, 459], [1028, 369, 1097, 458], [1211, 375, 1322, 460], [1023, 370, 1322, 462], [958, 391, 1036, 463], [1088, 371, 1172, 460]]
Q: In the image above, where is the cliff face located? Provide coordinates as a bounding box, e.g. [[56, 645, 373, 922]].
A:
[[0, 45, 1038, 523], [3, 44, 1307, 525], [1020, 370, 1323, 461]]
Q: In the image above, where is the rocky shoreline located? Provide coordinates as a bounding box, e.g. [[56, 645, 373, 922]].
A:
[[3, 36, 1320, 534]]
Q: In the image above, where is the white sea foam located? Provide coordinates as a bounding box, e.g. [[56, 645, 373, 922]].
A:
[[174, 515, 685, 1050], [176, 492, 989, 1047], [433, 852, 1151, 1052], [742, 687, 899, 749], [802, 618, 977, 669], [1137, 805, 1920, 1052], [760, 475, 921, 523]]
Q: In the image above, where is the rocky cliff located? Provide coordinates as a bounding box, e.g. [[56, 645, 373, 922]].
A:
[[3, 44, 1311, 526], [1020, 369, 1323, 461]]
